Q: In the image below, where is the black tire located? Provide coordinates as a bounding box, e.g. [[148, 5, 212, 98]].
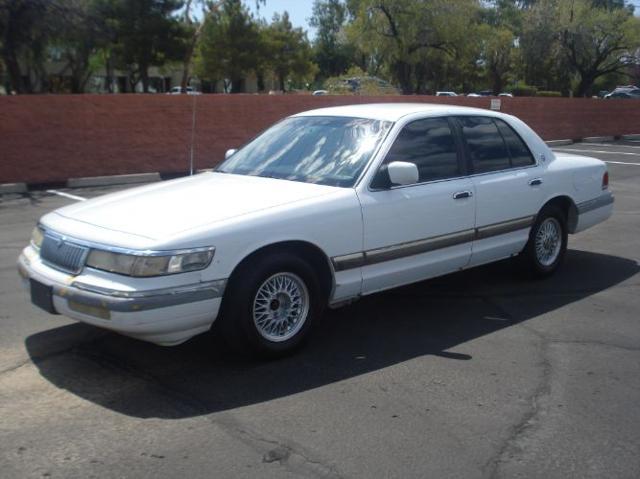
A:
[[217, 252, 324, 357], [522, 204, 568, 277]]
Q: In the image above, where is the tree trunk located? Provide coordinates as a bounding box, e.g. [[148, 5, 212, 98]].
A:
[[140, 67, 150, 93], [180, 40, 196, 90], [492, 74, 504, 96], [575, 74, 595, 98], [3, 48, 24, 93], [393, 60, 413, 95], [230, 77, 243, 93], [278, 73, 286, 92], [105, 54, 114, 93]]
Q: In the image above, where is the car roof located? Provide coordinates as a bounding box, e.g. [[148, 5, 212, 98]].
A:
[[293, 102, 503, 122]]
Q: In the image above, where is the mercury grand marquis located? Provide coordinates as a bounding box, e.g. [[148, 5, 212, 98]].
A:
[[18, 104, 614, 355]]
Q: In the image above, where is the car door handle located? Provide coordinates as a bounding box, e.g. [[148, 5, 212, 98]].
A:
[[529, 178, 543, 186], [453, 191, 473, 200]]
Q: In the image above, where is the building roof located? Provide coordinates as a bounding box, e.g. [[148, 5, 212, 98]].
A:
[[293, 103, 502, 122]]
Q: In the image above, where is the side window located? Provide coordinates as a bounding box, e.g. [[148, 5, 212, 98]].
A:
[[383, 117, 460, 183], [459, 116, 510, 173], [494, 119, 536, 167]]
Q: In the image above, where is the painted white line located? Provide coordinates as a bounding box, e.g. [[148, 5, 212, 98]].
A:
[[602, 160, 640, 166], [46, 189, 87, 201], [575, 142, 640, 150], [554, 148, 640, 157]]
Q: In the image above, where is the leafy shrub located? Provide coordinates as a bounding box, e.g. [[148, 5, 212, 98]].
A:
[[506, 82, 538, 97], [537, 90, 563, 97]]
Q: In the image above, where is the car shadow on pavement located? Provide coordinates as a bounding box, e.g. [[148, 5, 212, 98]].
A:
[[25, 249, 639, 419]]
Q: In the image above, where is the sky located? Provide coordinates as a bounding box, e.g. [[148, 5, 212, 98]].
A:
[[244, 0, 317, 39]]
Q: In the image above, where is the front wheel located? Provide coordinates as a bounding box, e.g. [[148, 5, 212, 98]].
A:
[[522, 205, 568, 277], [218, 253, 324, 357]]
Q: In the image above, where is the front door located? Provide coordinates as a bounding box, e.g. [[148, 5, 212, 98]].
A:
[[357, 117, 476, 294]]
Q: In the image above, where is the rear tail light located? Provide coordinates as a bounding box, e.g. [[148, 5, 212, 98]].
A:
[[602, 171, 609, 190]]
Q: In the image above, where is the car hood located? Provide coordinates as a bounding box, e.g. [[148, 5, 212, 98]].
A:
[[51, 173, 339, 241]]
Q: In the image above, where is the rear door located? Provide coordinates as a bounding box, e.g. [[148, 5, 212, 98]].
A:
[[455, 116, 544, 267]]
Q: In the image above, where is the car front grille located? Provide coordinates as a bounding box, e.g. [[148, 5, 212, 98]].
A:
[[40, 233, 89, 274]]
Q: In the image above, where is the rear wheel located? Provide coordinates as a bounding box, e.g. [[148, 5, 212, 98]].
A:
[[522, 205, 568, 277], [218, 253, 324, 357]]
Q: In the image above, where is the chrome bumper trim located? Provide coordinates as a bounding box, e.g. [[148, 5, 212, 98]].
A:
[[19, 252, 226, 313], [53, 279, 226, 313], [577, 192, 614, 215]]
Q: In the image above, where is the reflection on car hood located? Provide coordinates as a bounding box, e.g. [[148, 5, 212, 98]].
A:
[[52, 172, 338, 240]]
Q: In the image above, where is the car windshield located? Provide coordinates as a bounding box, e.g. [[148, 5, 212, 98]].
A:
[[216, 116, 392, 187]]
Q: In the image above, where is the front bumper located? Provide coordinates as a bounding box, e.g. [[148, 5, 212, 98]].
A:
[[18, 248, 226, 345]]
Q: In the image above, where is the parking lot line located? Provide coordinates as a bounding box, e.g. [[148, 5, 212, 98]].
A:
[[601, 160, 640, 166], [577, 143, 640, 150], [46, 190, 87, 202], [554, 148, 640, 157]]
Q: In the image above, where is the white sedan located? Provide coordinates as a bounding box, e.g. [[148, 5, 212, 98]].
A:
[[18, 104, 614, 356]]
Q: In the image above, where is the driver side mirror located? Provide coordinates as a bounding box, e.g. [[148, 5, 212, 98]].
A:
[[225, 148, 237, 160], [387, 161, 419, 186]]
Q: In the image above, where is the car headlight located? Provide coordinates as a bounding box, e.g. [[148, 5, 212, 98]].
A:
[[86, 248, 214, 277], [31, 226, 44, 250]]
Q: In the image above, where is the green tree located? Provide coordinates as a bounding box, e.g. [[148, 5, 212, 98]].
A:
[[195, 0, 261, 93], [101, 0, 185, 93], [346, 0, 480, 94], [263, 12, 316, 92], [0, 0, 60, 93], [309, 0, 354, 79], [177, 0, 265, 90], [51, 0, 112, 93], [480, 24, 516, 94], [559, 0, 640, 96]]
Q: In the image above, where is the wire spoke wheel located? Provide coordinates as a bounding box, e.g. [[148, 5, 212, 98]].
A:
[[534, 217, 562, 267], [252, 272, 310, 343]]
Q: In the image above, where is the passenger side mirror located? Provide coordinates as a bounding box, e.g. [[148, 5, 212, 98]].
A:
[[225, 148, 237, 160], [387, 161, 419, 186]]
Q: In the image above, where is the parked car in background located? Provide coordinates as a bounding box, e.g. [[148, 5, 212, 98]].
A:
[[604, 90, 640, 99], [312, 90, 328, 96], [436, 91, 458, 97], [167, 86, 201, 95], [467, 93, 482, 97], [18, 104, 613, 356], [498, 93, 514, 98]]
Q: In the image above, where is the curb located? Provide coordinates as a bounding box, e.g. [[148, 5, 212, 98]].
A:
[[0, 182, 27, 194], [67, 172, 161, 188], [621, 134, 640, 141], [546, 139, 573, 147], [582, 136, 615, 143]]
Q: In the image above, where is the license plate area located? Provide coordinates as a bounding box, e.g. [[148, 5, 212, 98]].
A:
[[30, 279, 58, 314]]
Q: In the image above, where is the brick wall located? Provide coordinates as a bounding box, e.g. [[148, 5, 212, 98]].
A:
[[1, 95, 639, 184]]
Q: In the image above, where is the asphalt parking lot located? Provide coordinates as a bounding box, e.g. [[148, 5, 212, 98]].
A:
[[1, 141, 639, 479]]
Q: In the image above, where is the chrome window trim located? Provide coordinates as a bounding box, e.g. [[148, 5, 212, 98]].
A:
[[364, 113, 541, 193], [367, 163, 540, 193]]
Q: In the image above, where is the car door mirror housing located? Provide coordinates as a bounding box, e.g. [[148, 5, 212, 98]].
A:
[[387, 161, 419, 186], [225, 148, 237, 160]]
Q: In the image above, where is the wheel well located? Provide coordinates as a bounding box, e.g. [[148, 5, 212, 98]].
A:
[[541, 196, 578, 233], [228, 241, 334, 303]]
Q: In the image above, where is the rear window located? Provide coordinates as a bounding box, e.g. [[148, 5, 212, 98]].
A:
[[495, 119, 535, 167], [459, 117, 510, 173]]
